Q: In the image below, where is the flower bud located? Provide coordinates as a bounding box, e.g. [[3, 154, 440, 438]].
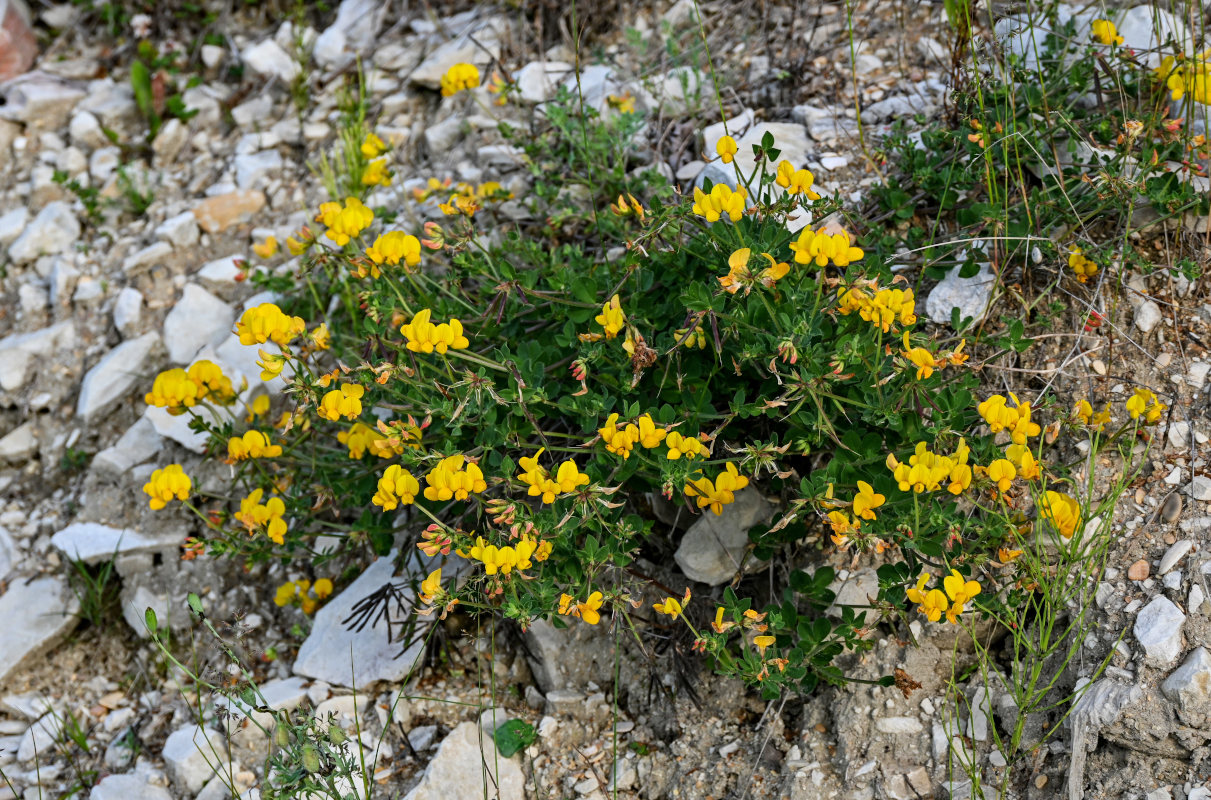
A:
[[301, 743, 321, 773]]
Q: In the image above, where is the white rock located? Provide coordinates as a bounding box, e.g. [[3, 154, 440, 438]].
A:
[[674, 488, 774, 585], [77, 332, 160, 423], [69, 110, 108, 150], [89, 146, 120, 181], [926, 260, 995, 327], [1161, 647, 1211, 714], [90, 774, 174, 800], [875, 716, 924, 734], [862, 95, 933, 123], [0, 348, 33, 392], [234, 150, 283, 190], [0, 527, 15, 582], [162, 284, 235, 364], [1113, 6, 1187, 67], [1134, 595, 1186, 666], [1190, 583, 1206, 614], [197, 254, 246, 287], [0, 73, 86, 127], [1135, 301, 1162, 333], [241, 40, 299, 82], [1168, 421, 1191, 450], [0, 422, 37, 464], [513, 61, 574, 103], [162, 725, 228, 793], [76, 78, 138, 132], [701, 122, 811, 190], [92, 416, 163, 477], [1159, 541, 1193, 574], [313, 0, 386, 69], [0, 207, 29, 246], [402, 721, 524, 800], [293, 550, 433, 688], [0, 577, 80, 686], [17, 711, 63, 762], [51, 522, 180, 565], [410, 23, 502, 90], [1189, 477, 1211, 502], [113, 286, 144, 337], [201, 45, 225, 69], [7, 201, 80, 264], [216, 677, 308, 727], [155, 211, 201, 249], [122, 241, 174, 273], [424, 116, 464, 152]]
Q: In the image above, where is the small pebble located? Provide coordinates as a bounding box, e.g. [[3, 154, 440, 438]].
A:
[[1092, 359, 1107, 375], [1160, 493, 1182, 523], [1127, 559, 1150, 581], [1036, 775, 1049, 789]]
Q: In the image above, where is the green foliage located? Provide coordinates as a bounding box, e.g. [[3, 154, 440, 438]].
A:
[[66, 558, 121, 629], [493, 719, 536, 757]]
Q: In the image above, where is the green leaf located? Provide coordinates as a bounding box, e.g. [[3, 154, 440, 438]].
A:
[[144, 607, 158, 634], [187, 592, 204, 616], [493, 719, 536, 757]]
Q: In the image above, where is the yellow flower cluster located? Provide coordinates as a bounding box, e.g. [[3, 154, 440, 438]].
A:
[[684, 462, 750, 515], [400, 309, 470, 354], [317, 197, 374, 246], [1091, 19, 1123, 46], [887, 439, 972, 495], [1075, 399, 1112, 430], [692, 184, 747, 223], [424, 455, 487, 501], [237, 303, 306, 347], [1068, 247, 1098, 283], [906, 570, 982, 624], [826, 480, 886, 548], [1157, 52, 1211, 104], [517, 449, 591, 503], [361, 158, 391, 187], [1126, 388, 1165, 424], [594, 294, 626, 338], [361, 133, 387, 158], [836, 285, 917, 332], [274, 578, 333, 614], [1039, 490, 1081, 538], [441, 62, 481, 97], [775, 160, 820, 199], [559, 591, 604, 624], [236, 488, 288, 544], [338, 421, 422, 459], [977, 393, 1041, 444], [227, 430, 282, 461], [599, 413, 665, 459], [665, 431, 708, 460], [145, 361, 236, 412], [719, 248, 790, 295], [252, 236, 278, 259], [366, 231, 422, 272], [465, 535, 544, 575], [789, 227, 864, 268], [143, 464, 192, 510], [318, 383, 364, 421], [372, 464, 421, 510]]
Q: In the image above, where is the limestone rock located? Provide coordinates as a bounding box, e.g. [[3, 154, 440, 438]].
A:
[[1135, 301, 1162, 334], [0, 72, 86, 128], [1134, 595, 1186, 666], [0, 576, 80, 685], [162, 284, 235, 364], [112, 286, 144, 337], [51, 521, 180, 565], [524, 617, 617, 692], [77, 332, 160, 424], [0, 207, 28, 246], [1161, 646, 1211, 727], [241, 39, 299, 82], [8, 201, 80, 264], [0, 421, 37, 463], [162, 725, 228, 793], [91, 417, 163, 477], [926, 261, 995, 327], [402, 721, 524, 800], [89, 773, 174, 800], [192, 190, 266, 234], [313, 0, 386, 70], [674, 488, 775, 585], [513, 61, 573, 103], [155, 212, 200, 249]]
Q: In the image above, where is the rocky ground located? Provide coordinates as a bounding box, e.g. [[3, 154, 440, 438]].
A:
[[0, 1, 1209, 799]]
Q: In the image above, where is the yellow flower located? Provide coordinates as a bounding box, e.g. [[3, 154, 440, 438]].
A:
[[901, 332, 938, 380], [1006, 444, 1041, 481], [274, 581, 299, 607], [1126, 388, 1165, 424], [1040, 491, 1080, 538], [978, 393, 1041, 444], [234, 488, 289, 544], [145, 368, 201, 411], [366, 231, 422, 269], [838, 286, 917, 333], [246, 393, 271, 421], [423, 455, 487, 502], [599, 413, 640, 459], [653, 596, 683, 619], [257, 349, 287, 381], [361, 132, 387, 158], [227, 430, 282, 461], [467, 535, 535, 576], [888, 442, 955, 494], [441, 62, 481, 97], [312, 323, 330, 350], [921, 589, 949, 623], [516, 448, 590, 503], [684, 463, 750, 515], [905, 573, 930, 606], [361, 158, 392, 187], [998, 547, 1023, 563], [987, 458, 1017, 492], [789, 227, 864, 268], [337, 422, 378, 459], [716, 135, 738, 164], [1091, 19, 1123, 46], [691, 184, 747, 223], [665, 431, 707, 460], [636, 414, 666, 448], [400, 308, 470, 354], [1068, 246, 1098, 283], [774, 160, 820, 200], [372, 464, 420, 510], [606, 91, 636, 113], [313, 578, 333, 599], [753, 635, 776, 654], [852, 480, 885, 520], [237, 303, 306, 346], [1075, 399, 1093, 425], [595, 294, 626, 338], [711, 606, 736, 633], [943, 570, 981, 606], [419, 568, 442, 603], [319, 197, 373, 247], [252, 236, 278, 259], [143, 464, 191, 510], [579, 591, 604, 624], [318, 383, 365, 421]]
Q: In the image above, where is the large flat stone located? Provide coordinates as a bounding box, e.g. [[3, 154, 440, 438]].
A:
[[76, 332, 160, 424], [51, 522, 180, 565], [0, 577, 80, 686]]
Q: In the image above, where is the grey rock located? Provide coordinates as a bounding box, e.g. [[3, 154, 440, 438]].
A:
[[0, 422, 36, 464], [92, 417, 163, 477], [0, 320, 76, 360], [524, 617, 617, 692], [828, 568, 879, 616], [17, 711, 62, 762], [162, 725, 228, 793], [69, 110, 108, 150], [1159, 541, 1193, 575], [145, 404, 214, 452], [0, 72, 86, 128], [424, 116, 464, 152], [402, 721, 523, 800], [197, 254, 246, 287], [122, 241, 173, 273], [410, 18, 505, 90], [234, 150, 283, 190], [216, 676, 308, 727], [0, 347, 32, 392], [8, 201, 80, 264], [112, 286, 144, 337], [926, 261, 995, 327], [875, 716, 924, 734], [1068, 679, 1142, 800], [313, 0, 386, 70], [862, 95, 933, 123], [90, 145, 120, 181], [293, 550, 433, 688], [1189, 477, 1211, 502], [0, 577, 80, 686], [513, 61, 573, 103], [51, 521, 179, 565], [1160, 646, 1211, 725], [1134, 595, 1186, 666], [89, 773, 174, 800], [162, 284, 235, 364], [201, 45, 225, 69], [151, 118, 188, 163], [1168, 421, 1191, 449], [0, 207, 28, 246], [155, 211, 200, 249], [0, 527, 14, 582], [1135, 301, 1162, 334], [76, 331, 160, 423], [674, 488, 774, 585], [241, 39, 299, 82], [76, 79, 138, 132]]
